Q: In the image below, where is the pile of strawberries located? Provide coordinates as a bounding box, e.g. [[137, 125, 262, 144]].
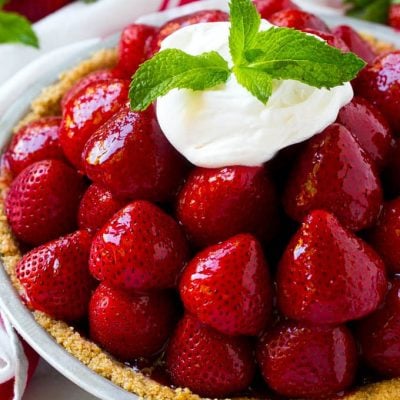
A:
[[4, 0, 400, 398]]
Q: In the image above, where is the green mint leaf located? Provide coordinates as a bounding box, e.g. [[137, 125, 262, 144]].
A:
[[233, 66, 273, 104], [242, 27, 366, 89], [0, 11, 39, 48], [229, 0, 260, 65], [0, 0, 9, 8], [130, 49, 230, 111], [345, 0, 390, 23]]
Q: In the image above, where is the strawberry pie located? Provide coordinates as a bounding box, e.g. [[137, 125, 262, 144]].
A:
[[1, 0, 400, 399]]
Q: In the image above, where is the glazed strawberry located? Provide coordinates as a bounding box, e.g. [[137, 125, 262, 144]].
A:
[[166, 314, 255, 398], [6, 160, 85, 246], [78, 184, 127, 233], [90, 201, 189, 291], [257, 321, 357, 398], [177, 166, 278, 248], [4, 0, 71, 22], [89, 283, 177, 360], [5, 117, 65, 176], [180, 234, 272, 336], [268, 9, 330, 32], [83, 105, 188, 202], [357, 278, 400, 377], [117, 24, 157, 79], [389, 4, 400, 30], [16, 230, 94, 322], [254, 0, 298, 20], [337, 97, 394, 169], [61, 69, 122, 108], [332, 25, 376, 64], [147, 10, 229, 56], [277, 210, 387, 325], [353, 51, 400, 133], [369, 199, 400, 274], [59, 79, 129, 170], [283, 123, 383, 231], [303, 29, 349, 52]]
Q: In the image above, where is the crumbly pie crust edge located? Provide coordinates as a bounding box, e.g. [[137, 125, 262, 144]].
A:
[[0, 43, 399, 400]]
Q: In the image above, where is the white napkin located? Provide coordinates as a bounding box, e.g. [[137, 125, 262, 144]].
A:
[[0, 312, 28, 400]]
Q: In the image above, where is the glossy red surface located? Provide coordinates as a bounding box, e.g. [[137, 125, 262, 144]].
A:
[[180, 233, 272, 336], [177, 166, 278, 248], [60, 79, 129, 170], [284, 124, 383, 231], [83, 105, 188, 202], [268, 9, 330, 32], [277, 210, 388, 325], [89, 283, 177, 360], [389, 4, 400, 30], [253, 0, 298, 19], [166, 314, 256, 398], [257, 321, 357, 398], [89, 201, 189, 291], [357, 278, 400, 377]]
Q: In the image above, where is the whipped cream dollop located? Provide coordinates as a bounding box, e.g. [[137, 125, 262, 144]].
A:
[[156, 21, 354, 168]]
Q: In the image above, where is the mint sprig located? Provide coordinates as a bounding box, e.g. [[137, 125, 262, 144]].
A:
[[130, 0, 366, 111], [0, 11, 39, 48]]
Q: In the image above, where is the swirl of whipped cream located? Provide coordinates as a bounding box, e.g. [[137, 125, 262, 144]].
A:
[[156, 21, 354, 168], [0, 312, 28, 400]]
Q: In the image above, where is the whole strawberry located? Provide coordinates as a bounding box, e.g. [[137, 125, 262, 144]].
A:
[[117, 24, 157, 79], [177, 166, 278, 248], [283, 123, 383, 232], [78, 184, 127, 233], [332, 25, 376, 64], [6, 159, 85, 246], [5, 117, 65, 176], [277, 210, 387, 325], [180, 234, 272, 336], [257, 321, 357, 398], [4, 0, 71, 22], [16, 230, 94, 322], [60, 79, 129, 170], [337, 97, 394, 170], [369, 199, 400, 274], [147, 10, 229, 56], [268, 9, 330, 32], [353, 51, 400, 133], [166, 314, 255, 398], [89, 283, 177, 360], [83, 105, 188, 202], [61, 69, 123, 108], [253, 0, 298, 20], [90, 201, 189, 291], [357, 278, 400, 377]]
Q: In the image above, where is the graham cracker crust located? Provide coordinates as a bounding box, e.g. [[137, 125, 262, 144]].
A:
[[0, 39, 399, 400]]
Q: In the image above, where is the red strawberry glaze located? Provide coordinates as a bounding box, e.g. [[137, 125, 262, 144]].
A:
[[277, 210, 388, 325], [180, 234, 272, 336], [59, 79, 129, 170], [332, 25, 376, 64], [83, 105, 188, 202], [5, 117, 65, 176], [357, 278, 400, 377], [117, 24, 157, 79], [177, 166, 278, 248], [369, 199, 400, 274], [337, 97, 395, 170], [61, 69, 123, 108], [389, 4, 400, 30], [147, 10, 229, 56], [257, 321, 357, 398], [16, 230, 95, 322], [253, 0, 298, 20], [268, 9, 330, 32], [78, 183, 127, 233], [283, 123, 383, 232], [5, 159, 85, 246], [353, 51, 400, 134], [166, 314, 256, 398], [89, 201, 189, 291], [89, 283, 177, 361]]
